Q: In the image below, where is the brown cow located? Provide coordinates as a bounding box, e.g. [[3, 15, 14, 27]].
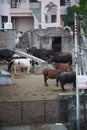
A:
[[52, 62, 72, 71], [42, 68, 62, 86], [58, 52, 71, 56]]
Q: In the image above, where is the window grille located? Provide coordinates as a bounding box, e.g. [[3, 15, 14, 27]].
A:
[[60, 0, 71, 6]]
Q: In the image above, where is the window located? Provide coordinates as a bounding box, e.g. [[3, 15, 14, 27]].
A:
[[2, 16, 8, 28], [60, 0, 70, 6], [65, 0, 71, 6], [45, 3, 57, 24], [51, 15, 56, 23], [30, 0, 37, 2], [60, 0, 65, 6], [11, 0, 18, 8], [10, 0, 21, 8]]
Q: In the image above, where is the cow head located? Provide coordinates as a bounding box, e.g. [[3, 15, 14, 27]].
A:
[[30, 60, 38, 66]]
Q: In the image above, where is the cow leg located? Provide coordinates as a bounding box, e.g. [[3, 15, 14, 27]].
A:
[[8, 63, 11, 72], [73, 82, 76, 91], [44, 77, 48, 86], [8, 61, 13, 72], [56, 78, 59, 87], [27, 66, 30, 74], [14, 66, 17, 74], [60, 83, 65, 91]]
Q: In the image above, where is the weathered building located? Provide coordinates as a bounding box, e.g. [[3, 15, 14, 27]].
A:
[[0, 0, 79, 32], [18, 27, 73, 53]]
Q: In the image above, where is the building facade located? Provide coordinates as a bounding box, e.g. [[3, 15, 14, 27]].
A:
[[0, 0, 79, 32]]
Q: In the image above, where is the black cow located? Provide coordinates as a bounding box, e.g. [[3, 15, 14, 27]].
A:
[[40, 49, 53, 61], [26, 47, 37, 54], [33, 49, 45, 58], [27, 47, 44, 58], [26, 47, 53, 61], [59, 71, 76, 91], [51, 54, 72, 65], [0, 49, 15, 62]]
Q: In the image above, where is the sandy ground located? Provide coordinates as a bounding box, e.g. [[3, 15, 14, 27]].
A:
[[0, 62, 75, 102]]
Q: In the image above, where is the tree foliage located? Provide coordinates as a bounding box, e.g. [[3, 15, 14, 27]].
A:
[[63, 6, 79, 29], [63, 0, 87, 30], [79, 0, 87, 16]]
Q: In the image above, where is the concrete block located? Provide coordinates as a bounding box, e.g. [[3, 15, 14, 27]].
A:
[[0, 69, 12, 85]]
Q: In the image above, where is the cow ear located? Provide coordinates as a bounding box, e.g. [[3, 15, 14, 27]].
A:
[[36, 62, 38, 65], [30, 60, 32, 64]]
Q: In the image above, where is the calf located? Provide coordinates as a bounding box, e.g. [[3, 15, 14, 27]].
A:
[[42, 68, 62, 86], [59, 71, 76, 91], [8, 58, 38, 74]]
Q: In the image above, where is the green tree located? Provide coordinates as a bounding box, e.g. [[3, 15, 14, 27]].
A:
[[79, 0, 87, 16], [63, 5, 79, 29], [63, 0, 87, 30]]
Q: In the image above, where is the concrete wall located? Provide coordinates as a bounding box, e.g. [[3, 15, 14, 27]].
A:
[[0, 93, 87, 130], [0, 30, 16, 50], [62, 37, 73, 52], [0, 99, 58, 126]]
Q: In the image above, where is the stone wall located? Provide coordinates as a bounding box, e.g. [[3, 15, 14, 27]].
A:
[[0, 99, 58, 126], [0, 93, 87, 130]]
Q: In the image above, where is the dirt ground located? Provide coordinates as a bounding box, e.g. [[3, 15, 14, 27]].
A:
[[0, 62, 75, 102]]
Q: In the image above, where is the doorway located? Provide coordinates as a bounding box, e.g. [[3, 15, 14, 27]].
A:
[[52, 37, 61, 52]]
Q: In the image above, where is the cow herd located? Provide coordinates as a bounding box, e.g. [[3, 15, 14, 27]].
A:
[[26, 47, 76, 91], [26, 47, 72, 64], [0, 48, 76, 91]]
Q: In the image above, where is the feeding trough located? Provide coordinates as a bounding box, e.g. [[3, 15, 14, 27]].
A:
[[0, 69, 12, 85]]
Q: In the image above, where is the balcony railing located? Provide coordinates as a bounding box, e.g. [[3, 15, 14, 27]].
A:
[[0, 0, 26, 7], [30, 2, 40, 9]]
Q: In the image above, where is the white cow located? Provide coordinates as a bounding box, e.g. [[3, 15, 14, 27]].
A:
[[8, 58, 38, 74]]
